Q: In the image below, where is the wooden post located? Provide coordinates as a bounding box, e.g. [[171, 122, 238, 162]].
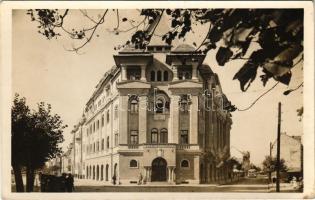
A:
[[276, 102, 281, 192]]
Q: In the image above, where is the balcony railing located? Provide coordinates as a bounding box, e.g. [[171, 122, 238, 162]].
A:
[[177, 144, 200, 150], [143, 143, 176, 148], [117, 143, 200, 151]]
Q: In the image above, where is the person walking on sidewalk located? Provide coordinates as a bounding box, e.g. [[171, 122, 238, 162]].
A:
[[112, 174, 117, 185], [66, 173, 75, 192]]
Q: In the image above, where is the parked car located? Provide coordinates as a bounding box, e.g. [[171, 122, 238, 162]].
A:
[[248, 169, 257, 178]]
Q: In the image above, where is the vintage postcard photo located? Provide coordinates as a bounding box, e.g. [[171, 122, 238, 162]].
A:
[[1, 1, 314, 199]]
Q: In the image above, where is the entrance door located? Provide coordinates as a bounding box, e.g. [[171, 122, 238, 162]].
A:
[[151, 157, 167, 182]]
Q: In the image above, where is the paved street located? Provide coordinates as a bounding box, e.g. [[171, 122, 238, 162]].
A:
[[12, 176, 301, 193], [71, 176, 301, 193]]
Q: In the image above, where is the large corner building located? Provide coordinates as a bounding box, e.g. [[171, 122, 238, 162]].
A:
[[69, 42, 233, 184]]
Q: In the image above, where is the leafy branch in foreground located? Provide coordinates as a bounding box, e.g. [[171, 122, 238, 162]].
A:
[[27, 9, 303, 92]]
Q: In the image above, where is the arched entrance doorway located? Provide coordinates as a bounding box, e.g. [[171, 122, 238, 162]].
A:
[[151, 157, 167, 182]]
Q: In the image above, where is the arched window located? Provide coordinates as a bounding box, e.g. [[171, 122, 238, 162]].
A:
[[129, 159, 138, 168], [93, 166, 95, 179], [181, 160, 190, 168], [96, 165, 99, 180], [106, 110, 110, 123], [114, 105, 118, 119], [106, 136, 110, 149], [101, 165, 104, 180], [150, 71, 155, 81], [151, 128, 158, 144], [105, 164, 109, 181], [163, 71, 168, 81], [101, 139, 105, 150], [157, 70, 162, 81], [160, 128, 168, 143], [129, 96, 139, 113]]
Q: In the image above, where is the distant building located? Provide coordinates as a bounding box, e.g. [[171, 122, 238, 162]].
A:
[[271, 132, 303, 178], [61, 147, 72, 174], [69, 42, 233, 184]]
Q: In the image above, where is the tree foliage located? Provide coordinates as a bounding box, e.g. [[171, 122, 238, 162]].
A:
[[262, 155, 288, 173], [11, 94, 67, 192], [26, 9, 303, 91]]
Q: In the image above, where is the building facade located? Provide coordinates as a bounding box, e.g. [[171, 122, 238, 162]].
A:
[[70, 43, 233, 184], [271, 132, 303, 178]]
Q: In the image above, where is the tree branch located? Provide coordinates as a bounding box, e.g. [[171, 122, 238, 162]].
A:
[[237, 81, 280, 111], [67, 9, 109, 52]]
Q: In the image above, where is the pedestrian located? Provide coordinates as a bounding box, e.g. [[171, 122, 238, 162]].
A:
[[138, 173, 143, 185], [39, 173, 46, 192], [60, 173, 67, 192], [112, 174, 117, 185], [65, 173, 75, 192]]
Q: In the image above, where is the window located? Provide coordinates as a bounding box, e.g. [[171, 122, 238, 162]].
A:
[[115, 132, 119, 146], [106, 85, 111, 96], [129, 160, 138, 168], [102, 139, 104, 150], [150, 71, 155, 81], [97, 141, 99, 151], [93, 122, 95, 133], [156, 46, 162, 51], [101, 115, 105, 127], [181, 160, 189, 168], [129, 97, 139, 113], [151, 128, 158, 144], [157, 70, 162, 81], [114, 105, 118, 119], [180, 130, 189, 144], [160, 128, 168, 143], [179, 95, 190, 112], [155, 98, 164, 114], [89, 125, 92, 134], [127, 67, 141, 80], [163, 71, 168, 81], [97, 120, 99, 130], [130, 130, 138, 144], [106, 136, 110, 149], [93, 143, 95, 152], [106, 110, 110, 123]]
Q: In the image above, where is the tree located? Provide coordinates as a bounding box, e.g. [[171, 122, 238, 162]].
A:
[[26, 9, 303, 93], [262, 155, 288, 174], [228, 157, 242, 170], [11, 94, 67, 192]]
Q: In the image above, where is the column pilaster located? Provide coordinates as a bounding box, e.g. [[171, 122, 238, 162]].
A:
[[170, 96, 180, 143], [172, 65, 178, 81], [189, 95, 198, 144], [140, 65, 146, 81], [121, 65, 127, 81], [192, 62, 198, 80], [138, 95, 147, 144]]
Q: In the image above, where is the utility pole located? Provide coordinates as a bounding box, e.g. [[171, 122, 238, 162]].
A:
[[276, 102, 281, 192], [269, 142, 272, 184]]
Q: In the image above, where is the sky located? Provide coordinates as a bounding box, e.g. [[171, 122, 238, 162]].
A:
[[12, 9, 303, 166]]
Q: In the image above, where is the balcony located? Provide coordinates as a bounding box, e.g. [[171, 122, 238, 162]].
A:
[[143, 143, 176, 148], [176, 144, 200, 151]]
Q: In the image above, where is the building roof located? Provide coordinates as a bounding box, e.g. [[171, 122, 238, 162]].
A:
[[172, 43, 196, 53], [119, 44, 146, 54]]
